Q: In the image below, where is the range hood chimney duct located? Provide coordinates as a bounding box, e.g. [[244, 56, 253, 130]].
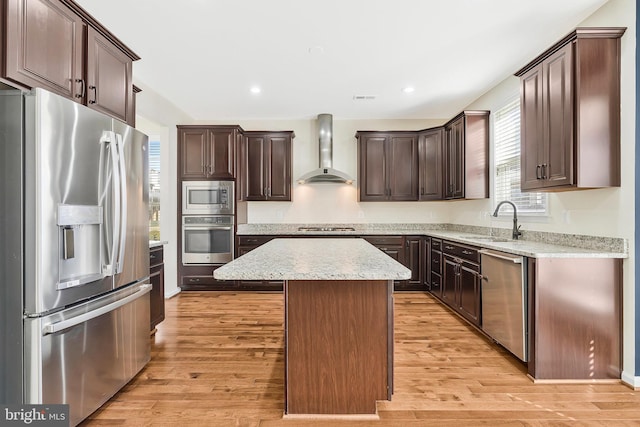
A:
[[297, 114, 354, 184]]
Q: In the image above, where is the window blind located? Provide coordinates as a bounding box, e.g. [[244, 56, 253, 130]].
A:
[[494, 98, 547, 215]]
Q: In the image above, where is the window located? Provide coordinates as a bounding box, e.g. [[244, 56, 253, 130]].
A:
[[149, 138, 161, 240], [494, 97, 547, 215]]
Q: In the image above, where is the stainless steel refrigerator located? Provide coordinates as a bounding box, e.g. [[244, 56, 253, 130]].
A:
[[0, 88, 151, 425]]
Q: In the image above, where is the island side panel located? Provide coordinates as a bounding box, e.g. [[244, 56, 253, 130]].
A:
[[285, 279, 391, 415]]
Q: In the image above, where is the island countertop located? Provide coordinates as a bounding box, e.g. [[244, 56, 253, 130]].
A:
[[214, 238, 412, 281]]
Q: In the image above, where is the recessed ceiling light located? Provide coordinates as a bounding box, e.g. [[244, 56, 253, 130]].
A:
[[402, 87, 415, 93], [308, 46, 324, 55], [250, 86, 261, 94]]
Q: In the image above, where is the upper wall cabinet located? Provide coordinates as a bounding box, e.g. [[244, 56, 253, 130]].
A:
[[241, 131, 294, 201], [418, 128, 444, 201], [443, 111, 490, 200], [3, 0, 139, 125], [178, 125, 241, 180], [515, 27, 626, 191], [356, 132, 419, 201]]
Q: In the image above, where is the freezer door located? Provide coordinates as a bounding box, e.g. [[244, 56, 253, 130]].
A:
[[24, 282, 151, 426], [112, 120, 149, 289], [24, 89, 116, 314]]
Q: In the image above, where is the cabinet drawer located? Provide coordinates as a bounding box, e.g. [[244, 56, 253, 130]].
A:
[[442, 241, 479, 263], [149, 246, 164, 267], [237, 235, 274, 246], [432, 239, 442, 250], [364, 236, 404, 247], [431, 251, 442, 274]]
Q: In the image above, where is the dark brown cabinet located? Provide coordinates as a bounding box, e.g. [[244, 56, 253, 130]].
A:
[[235, 235, 282, 291], [443, 111, 489, 200], [440, 241, 481, 326], [516, 28, 625, 191], [418, 128, 443, 200], [178, 126, 240, 180], [430, 238, 443, 297], [3, 0, 139, 125], [400, 236, 424, 291], [242, 131, 294, 201], [356, 132, 419, 201], [180, 265, 238, 290], [149, 245, 165, 332]]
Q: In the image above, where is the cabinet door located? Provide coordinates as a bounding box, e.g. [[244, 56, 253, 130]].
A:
[[5, 0, 84, 100], [388, 135, 418, 201], [405, 237, 423, 286], [149, 263, 165, 330], [244, 135, 268, 200], [86, 26, 133, 124], [544, 43, 574, 188], [442, 256, 458, 307], [521, 64, 545, 190], [359, 135, 388, 201], [418, 129, 443, 200], [444, 118, 464, 199], [179, 128, 209, 179], [266, 135, 291, 201], [458, 262, 480, 326], [209, 129, 235, 179]]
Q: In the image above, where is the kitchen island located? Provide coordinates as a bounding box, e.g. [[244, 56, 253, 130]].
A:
[[214, 238, 411, 417]]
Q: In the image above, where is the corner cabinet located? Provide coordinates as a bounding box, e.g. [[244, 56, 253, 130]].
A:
[[3, 0, 139, 125], [178, 126, 240, 180], [443, 111, 489, 200], [356, 132, 419, 201], [241, 131, 294, 201], [516, 27, 625, 191]]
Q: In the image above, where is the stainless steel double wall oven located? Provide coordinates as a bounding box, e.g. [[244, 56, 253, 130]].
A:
[[182, 180, 235, 264]]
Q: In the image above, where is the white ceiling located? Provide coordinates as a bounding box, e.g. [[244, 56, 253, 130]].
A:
[[75, 0, 610, 120]]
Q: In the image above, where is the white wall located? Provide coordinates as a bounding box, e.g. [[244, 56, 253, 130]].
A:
[[135, 83, 192, 299]]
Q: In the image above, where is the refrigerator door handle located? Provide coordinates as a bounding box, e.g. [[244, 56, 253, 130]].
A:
[[115, 133, 128, 274], [42, 284, 151, 335], [100, 131, 121, 276]]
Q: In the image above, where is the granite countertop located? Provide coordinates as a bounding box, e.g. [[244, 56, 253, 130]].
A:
[[149, 240, 168, 248], [214, 238, 412, 281], [236, 224, 627, 259]]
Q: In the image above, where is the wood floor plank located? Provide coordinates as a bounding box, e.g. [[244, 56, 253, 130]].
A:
[[80, 291, 639, 426]]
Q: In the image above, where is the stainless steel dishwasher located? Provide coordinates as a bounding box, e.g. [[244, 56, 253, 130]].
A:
[[479, 249, 528, 362]]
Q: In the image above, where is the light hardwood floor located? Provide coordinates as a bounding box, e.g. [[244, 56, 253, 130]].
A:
[[82, 292, 640, 426]]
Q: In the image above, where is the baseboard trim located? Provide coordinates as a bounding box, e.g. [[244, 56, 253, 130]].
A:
[[621, 371, 640, 390], [165, 288, 181, 299]]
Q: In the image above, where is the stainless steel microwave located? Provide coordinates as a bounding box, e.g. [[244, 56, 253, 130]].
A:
[[182, 181, 234, 215]]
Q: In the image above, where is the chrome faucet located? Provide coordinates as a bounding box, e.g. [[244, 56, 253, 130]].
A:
[[493, 200, 523, 240]]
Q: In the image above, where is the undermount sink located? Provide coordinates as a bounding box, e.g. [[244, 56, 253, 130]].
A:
[[467, 236, 510, 243]]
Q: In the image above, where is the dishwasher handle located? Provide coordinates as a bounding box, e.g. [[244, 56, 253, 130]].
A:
[[479, 249, 522, 264]]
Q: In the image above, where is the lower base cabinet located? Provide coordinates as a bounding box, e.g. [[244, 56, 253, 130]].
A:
[[149, 246, 165, 331], [439, 241, 481, 327], [180, 264, 238, 290]]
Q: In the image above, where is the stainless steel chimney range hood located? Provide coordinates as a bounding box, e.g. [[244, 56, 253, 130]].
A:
[[297, 114, 354, 185]]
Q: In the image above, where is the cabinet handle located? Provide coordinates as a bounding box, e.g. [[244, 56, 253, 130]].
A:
[[542, 163, 549, 179], [268, 187, 271, 197], [462, 250, 473, 255], [246, 239, 258, 243], [75, 79, 85, 98], [208, 165, 213, 175], [536, 165, 542, 180], [88, 85, 97, 104], [150, 254, 157, 260], [445, 245, 454, 250], [188, 278, 200, 283]]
